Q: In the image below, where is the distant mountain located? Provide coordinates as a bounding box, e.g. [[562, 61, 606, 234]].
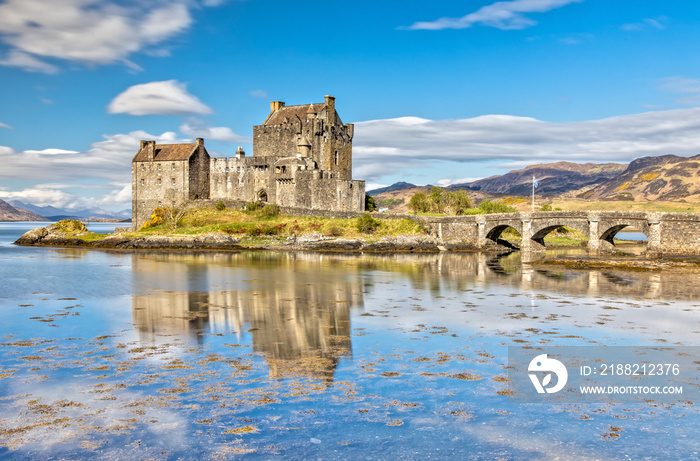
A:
[[8, 201, 130, 221], [367, 182, 416, 195], [0, 199, 46, 221], [460, 161, 626, 196], [580, 154, 700, 201]]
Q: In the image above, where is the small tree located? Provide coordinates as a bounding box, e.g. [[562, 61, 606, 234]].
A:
[[408, 192, 430, 214], [443, 190, 473, 215], [428, 187, 444, 214], [365, 193, 377, 212], [356, 213, 379, 234]]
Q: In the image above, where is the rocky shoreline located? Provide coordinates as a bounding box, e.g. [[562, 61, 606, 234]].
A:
[[14, 222, 479, 253]]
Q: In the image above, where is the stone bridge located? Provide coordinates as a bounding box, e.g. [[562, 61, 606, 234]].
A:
[[422, 211, 700, 259]]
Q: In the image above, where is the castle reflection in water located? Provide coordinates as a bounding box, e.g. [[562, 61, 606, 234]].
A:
[[131, 252, 364, 382], [130, 250, 700, 381]]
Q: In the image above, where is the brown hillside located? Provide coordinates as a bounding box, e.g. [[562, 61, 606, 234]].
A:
[[465, 162, 625, 196], [580, 154, 700, 202], [0, 199, 46, 222]]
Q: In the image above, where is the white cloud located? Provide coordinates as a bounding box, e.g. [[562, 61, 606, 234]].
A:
[[0, 182, 133, 212], [436, 177, 482, 187], [0, 0, 197, 72], [353, 108, 700, 181], [0, 129, 186, 210], [96, 183, 132, 208], [24, 148, 80, 155], [0, 187, 91, 209], [0, 122, 14, 130], [179, 118, 252, 144], [108, 80, 213, 116], [0, 130, 183, 182], [404, 0, 583, 31]]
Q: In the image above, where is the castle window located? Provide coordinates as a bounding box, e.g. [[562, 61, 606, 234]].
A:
[[158, 201, 162, 207], [171, 178, 175, 186], [157, 178, 162, 185], [140, 179, 144, 186], [334, 151, 339, 165], [141, 164, 145, 171], [171, 163, 176, 170], [157, 164, 162, 171]]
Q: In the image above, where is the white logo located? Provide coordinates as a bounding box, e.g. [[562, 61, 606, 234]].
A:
[[528, 354, 568, 394]]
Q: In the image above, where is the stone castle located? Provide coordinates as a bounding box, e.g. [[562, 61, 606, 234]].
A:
[[132, 95, 365, 228]]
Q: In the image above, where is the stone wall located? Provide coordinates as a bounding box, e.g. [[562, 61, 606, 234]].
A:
[[654, 213, 700, 254], [208, 156, 364, 213]]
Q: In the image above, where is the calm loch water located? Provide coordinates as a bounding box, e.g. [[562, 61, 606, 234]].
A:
[[0, 223, 698, 459]]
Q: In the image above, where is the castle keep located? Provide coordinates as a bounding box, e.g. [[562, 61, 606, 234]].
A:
[[132, 95, 365, 228]]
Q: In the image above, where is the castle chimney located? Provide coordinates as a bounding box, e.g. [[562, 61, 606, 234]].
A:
[[196, 138, 204, 146], [324, 95, 336, 125], [235, 146, 246, 159], [146, 140, 155, 161], [140, 140, 146, 149], [270, 101, 285, 112]]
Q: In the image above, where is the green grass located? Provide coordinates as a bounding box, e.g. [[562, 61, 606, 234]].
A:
[[128, 206, 427, 240], [52, 220, 109, 242]]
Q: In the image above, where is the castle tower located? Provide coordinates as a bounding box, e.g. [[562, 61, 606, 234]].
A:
[[252, 95, 354, 179]]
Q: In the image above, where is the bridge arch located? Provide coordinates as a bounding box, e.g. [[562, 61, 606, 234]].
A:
[[597, 219, 650, 245], [529, 216, 590, 243], [485, 224, 521, 242]]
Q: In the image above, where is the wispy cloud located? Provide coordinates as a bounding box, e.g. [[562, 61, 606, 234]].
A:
[[0, 0, 225, 73], [0, 122, 14, 130], [108, 80, 213, 116], [179, 118, 251, 144], [353, 108, 700, 181], [0, 50, 58, 73], [660, 76, 700, 106], [558, 33, 594, 45], [621, 17, 666, 32], [403, 0, 584, 31], [249, 90, 268, 99]]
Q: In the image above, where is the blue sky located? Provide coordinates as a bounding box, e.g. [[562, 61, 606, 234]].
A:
[[2, 0, 700, 211]]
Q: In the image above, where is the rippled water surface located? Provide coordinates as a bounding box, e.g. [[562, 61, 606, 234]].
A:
[[0, 222, 698, 459]]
